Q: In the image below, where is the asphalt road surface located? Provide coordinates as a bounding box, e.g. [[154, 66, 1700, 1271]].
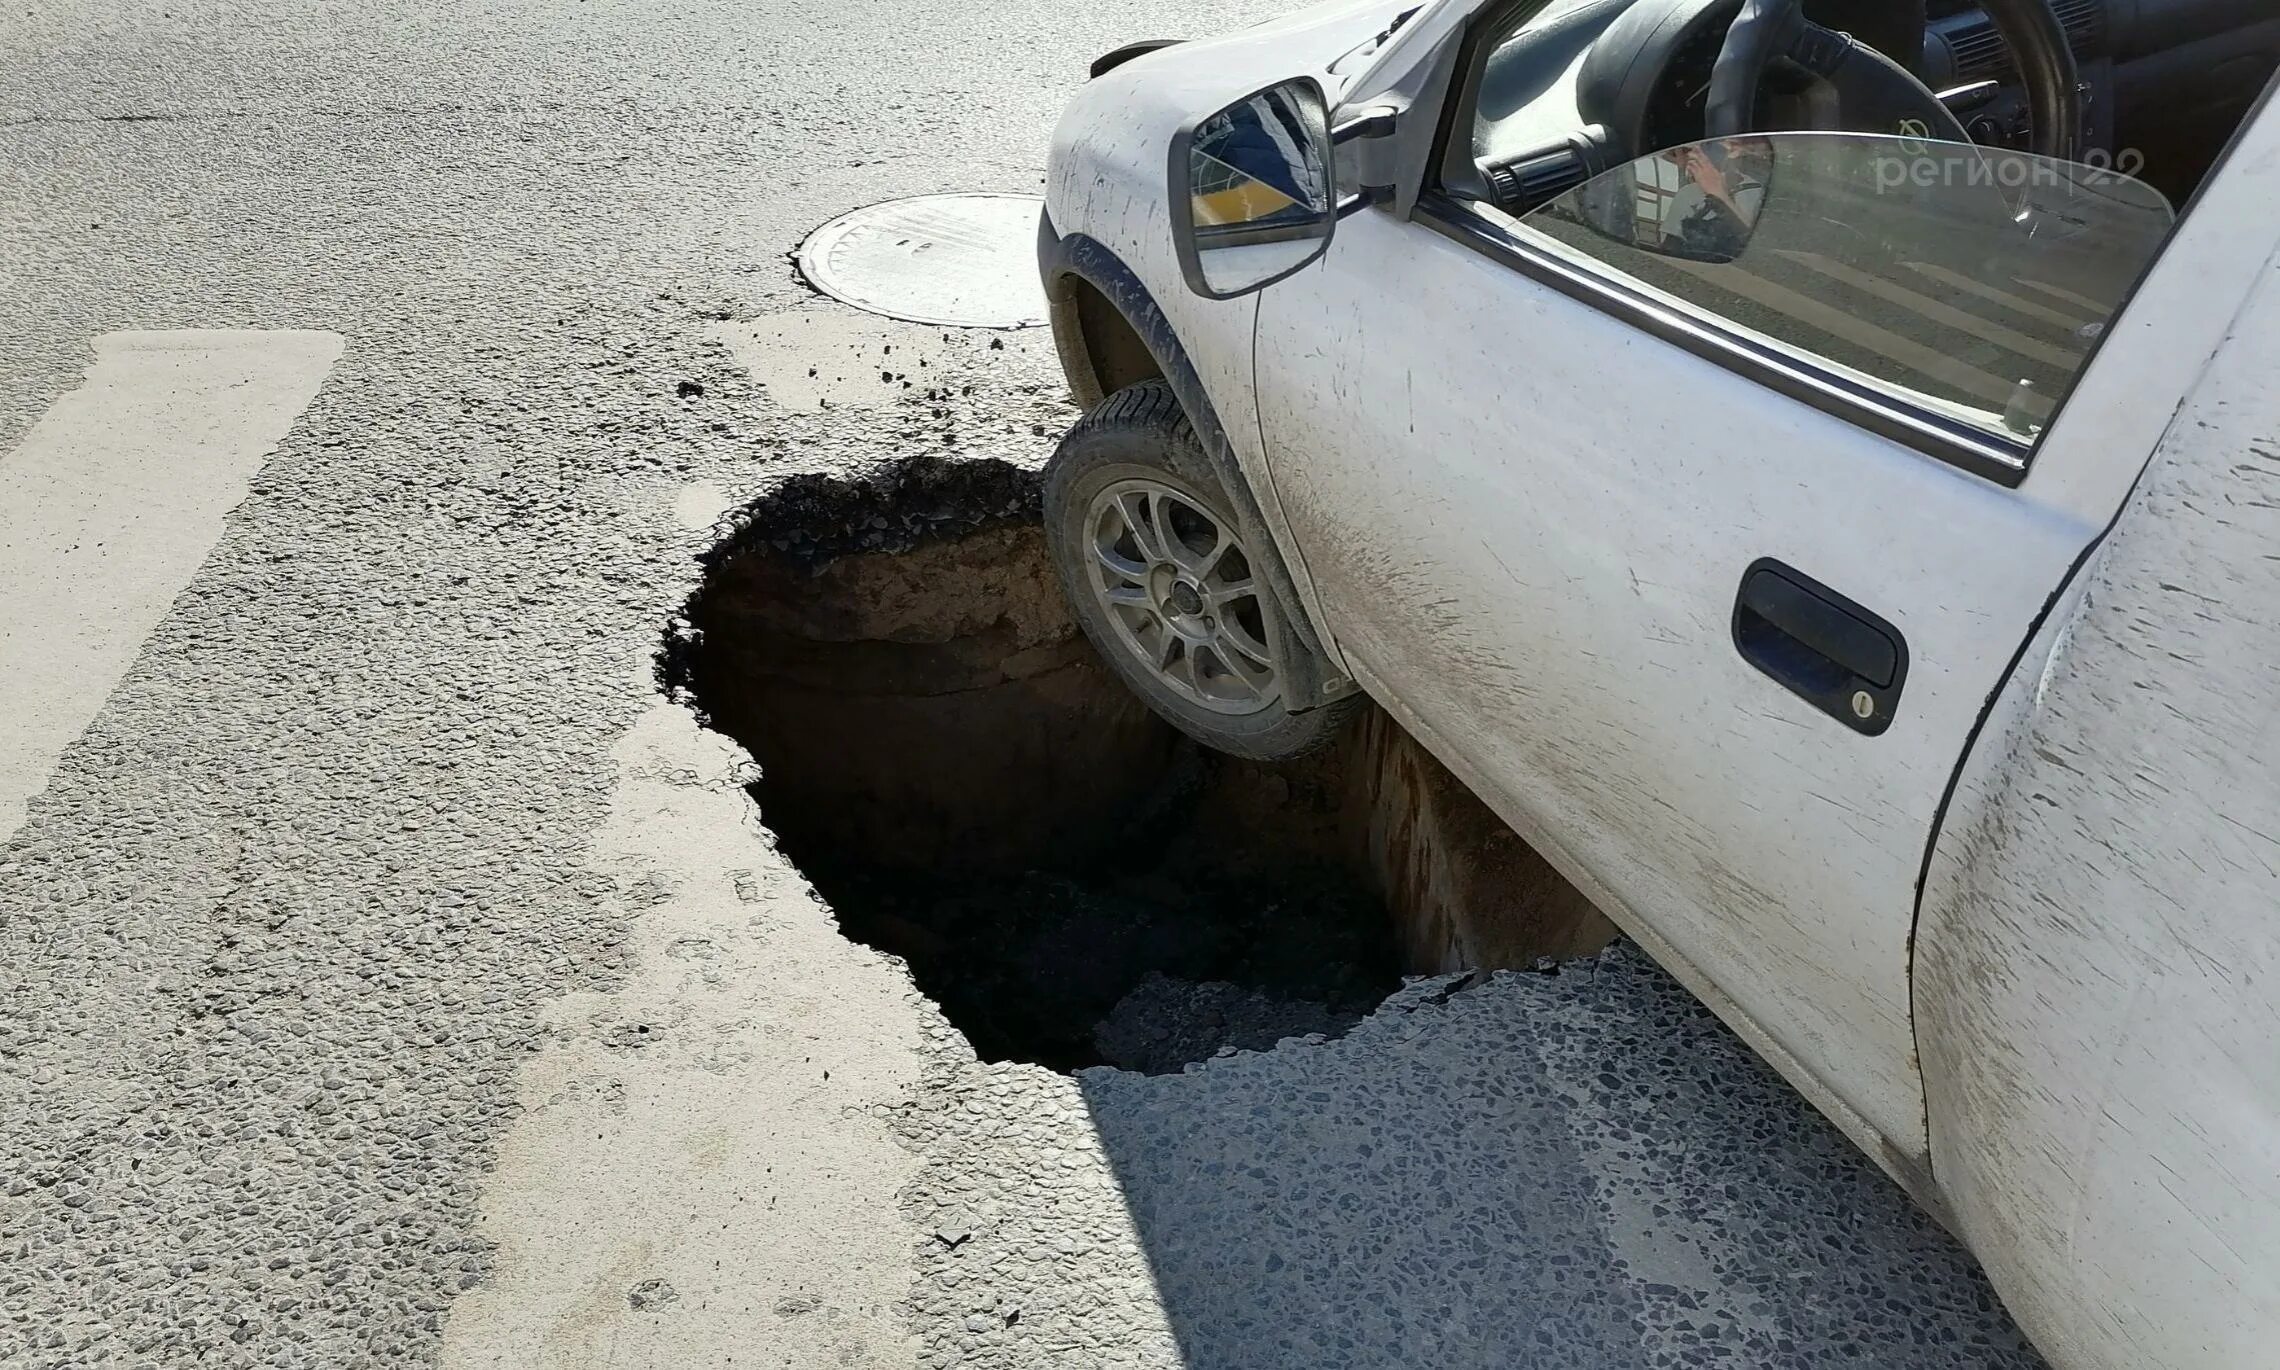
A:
[[2, 3, 2046, 1367]]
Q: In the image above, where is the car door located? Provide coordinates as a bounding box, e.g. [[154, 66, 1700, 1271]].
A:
[[1250, 121, 2178, 1160]]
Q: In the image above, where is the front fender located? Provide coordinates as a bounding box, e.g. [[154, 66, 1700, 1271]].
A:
[[1041, 0, 1415, 445]]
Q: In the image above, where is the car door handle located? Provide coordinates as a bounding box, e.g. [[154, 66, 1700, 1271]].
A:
[[1731, 559, 1909, 736]]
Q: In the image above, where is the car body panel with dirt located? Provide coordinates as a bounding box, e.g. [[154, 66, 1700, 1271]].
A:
[[1033, 1, 2280, 1365]]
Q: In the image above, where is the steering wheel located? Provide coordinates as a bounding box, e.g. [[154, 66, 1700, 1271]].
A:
[[1709, 0, 2080, 159], [1578, 0, 2082, 164]]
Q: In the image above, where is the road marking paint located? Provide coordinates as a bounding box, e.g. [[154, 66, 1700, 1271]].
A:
[[670, 479, 731, 533], [436, 701, 925, 1368], [707, 310, 948, 414], [0, 329, 343, 844]]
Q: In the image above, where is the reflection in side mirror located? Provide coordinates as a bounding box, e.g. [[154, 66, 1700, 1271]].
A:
[[1553, 138, 1776, 265], [1172, 79, 1335, 299]]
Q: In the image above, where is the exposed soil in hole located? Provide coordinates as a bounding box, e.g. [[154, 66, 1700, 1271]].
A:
[[661, 457, 1613, 1074]]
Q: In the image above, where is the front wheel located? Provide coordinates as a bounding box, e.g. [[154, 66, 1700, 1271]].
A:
[[1043, 380, 1357, 761]]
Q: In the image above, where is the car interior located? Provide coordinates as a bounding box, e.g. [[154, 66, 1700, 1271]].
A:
[[1443, 0, 2280, 214]]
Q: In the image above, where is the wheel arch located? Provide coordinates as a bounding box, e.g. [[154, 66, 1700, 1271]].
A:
[[1047, 273, 1163, 411], [1037, 212, 1353, 710]]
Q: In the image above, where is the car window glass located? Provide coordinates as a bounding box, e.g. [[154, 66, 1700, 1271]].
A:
[[1515, 133, 2175, 452]]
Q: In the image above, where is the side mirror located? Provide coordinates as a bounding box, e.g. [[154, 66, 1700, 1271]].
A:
[[1171, 78, 1335, 300]]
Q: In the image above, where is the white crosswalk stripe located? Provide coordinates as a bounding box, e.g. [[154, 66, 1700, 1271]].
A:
[[0, 329, 341, 843]]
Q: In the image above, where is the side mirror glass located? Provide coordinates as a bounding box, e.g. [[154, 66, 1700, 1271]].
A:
[[1172, 79, 1335, 299]]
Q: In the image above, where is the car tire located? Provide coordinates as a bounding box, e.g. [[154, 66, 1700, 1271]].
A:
[[1044, 379, 1358, 761]]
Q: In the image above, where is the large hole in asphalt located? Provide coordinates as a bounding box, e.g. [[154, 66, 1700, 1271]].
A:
[[661, 457, 1614, 1075]]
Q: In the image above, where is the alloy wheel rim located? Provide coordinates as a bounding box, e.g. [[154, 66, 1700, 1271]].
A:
[[1083, 477, 1282, 716]]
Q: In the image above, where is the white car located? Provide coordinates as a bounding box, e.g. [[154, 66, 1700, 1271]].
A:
[[1033, 1, 2279, 1365]]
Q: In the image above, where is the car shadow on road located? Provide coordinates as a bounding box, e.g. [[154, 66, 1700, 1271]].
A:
[[1074, 944, 2047, 1370]]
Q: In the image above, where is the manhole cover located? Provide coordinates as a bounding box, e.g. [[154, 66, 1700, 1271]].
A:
[[797, 193, 1049, 330]]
